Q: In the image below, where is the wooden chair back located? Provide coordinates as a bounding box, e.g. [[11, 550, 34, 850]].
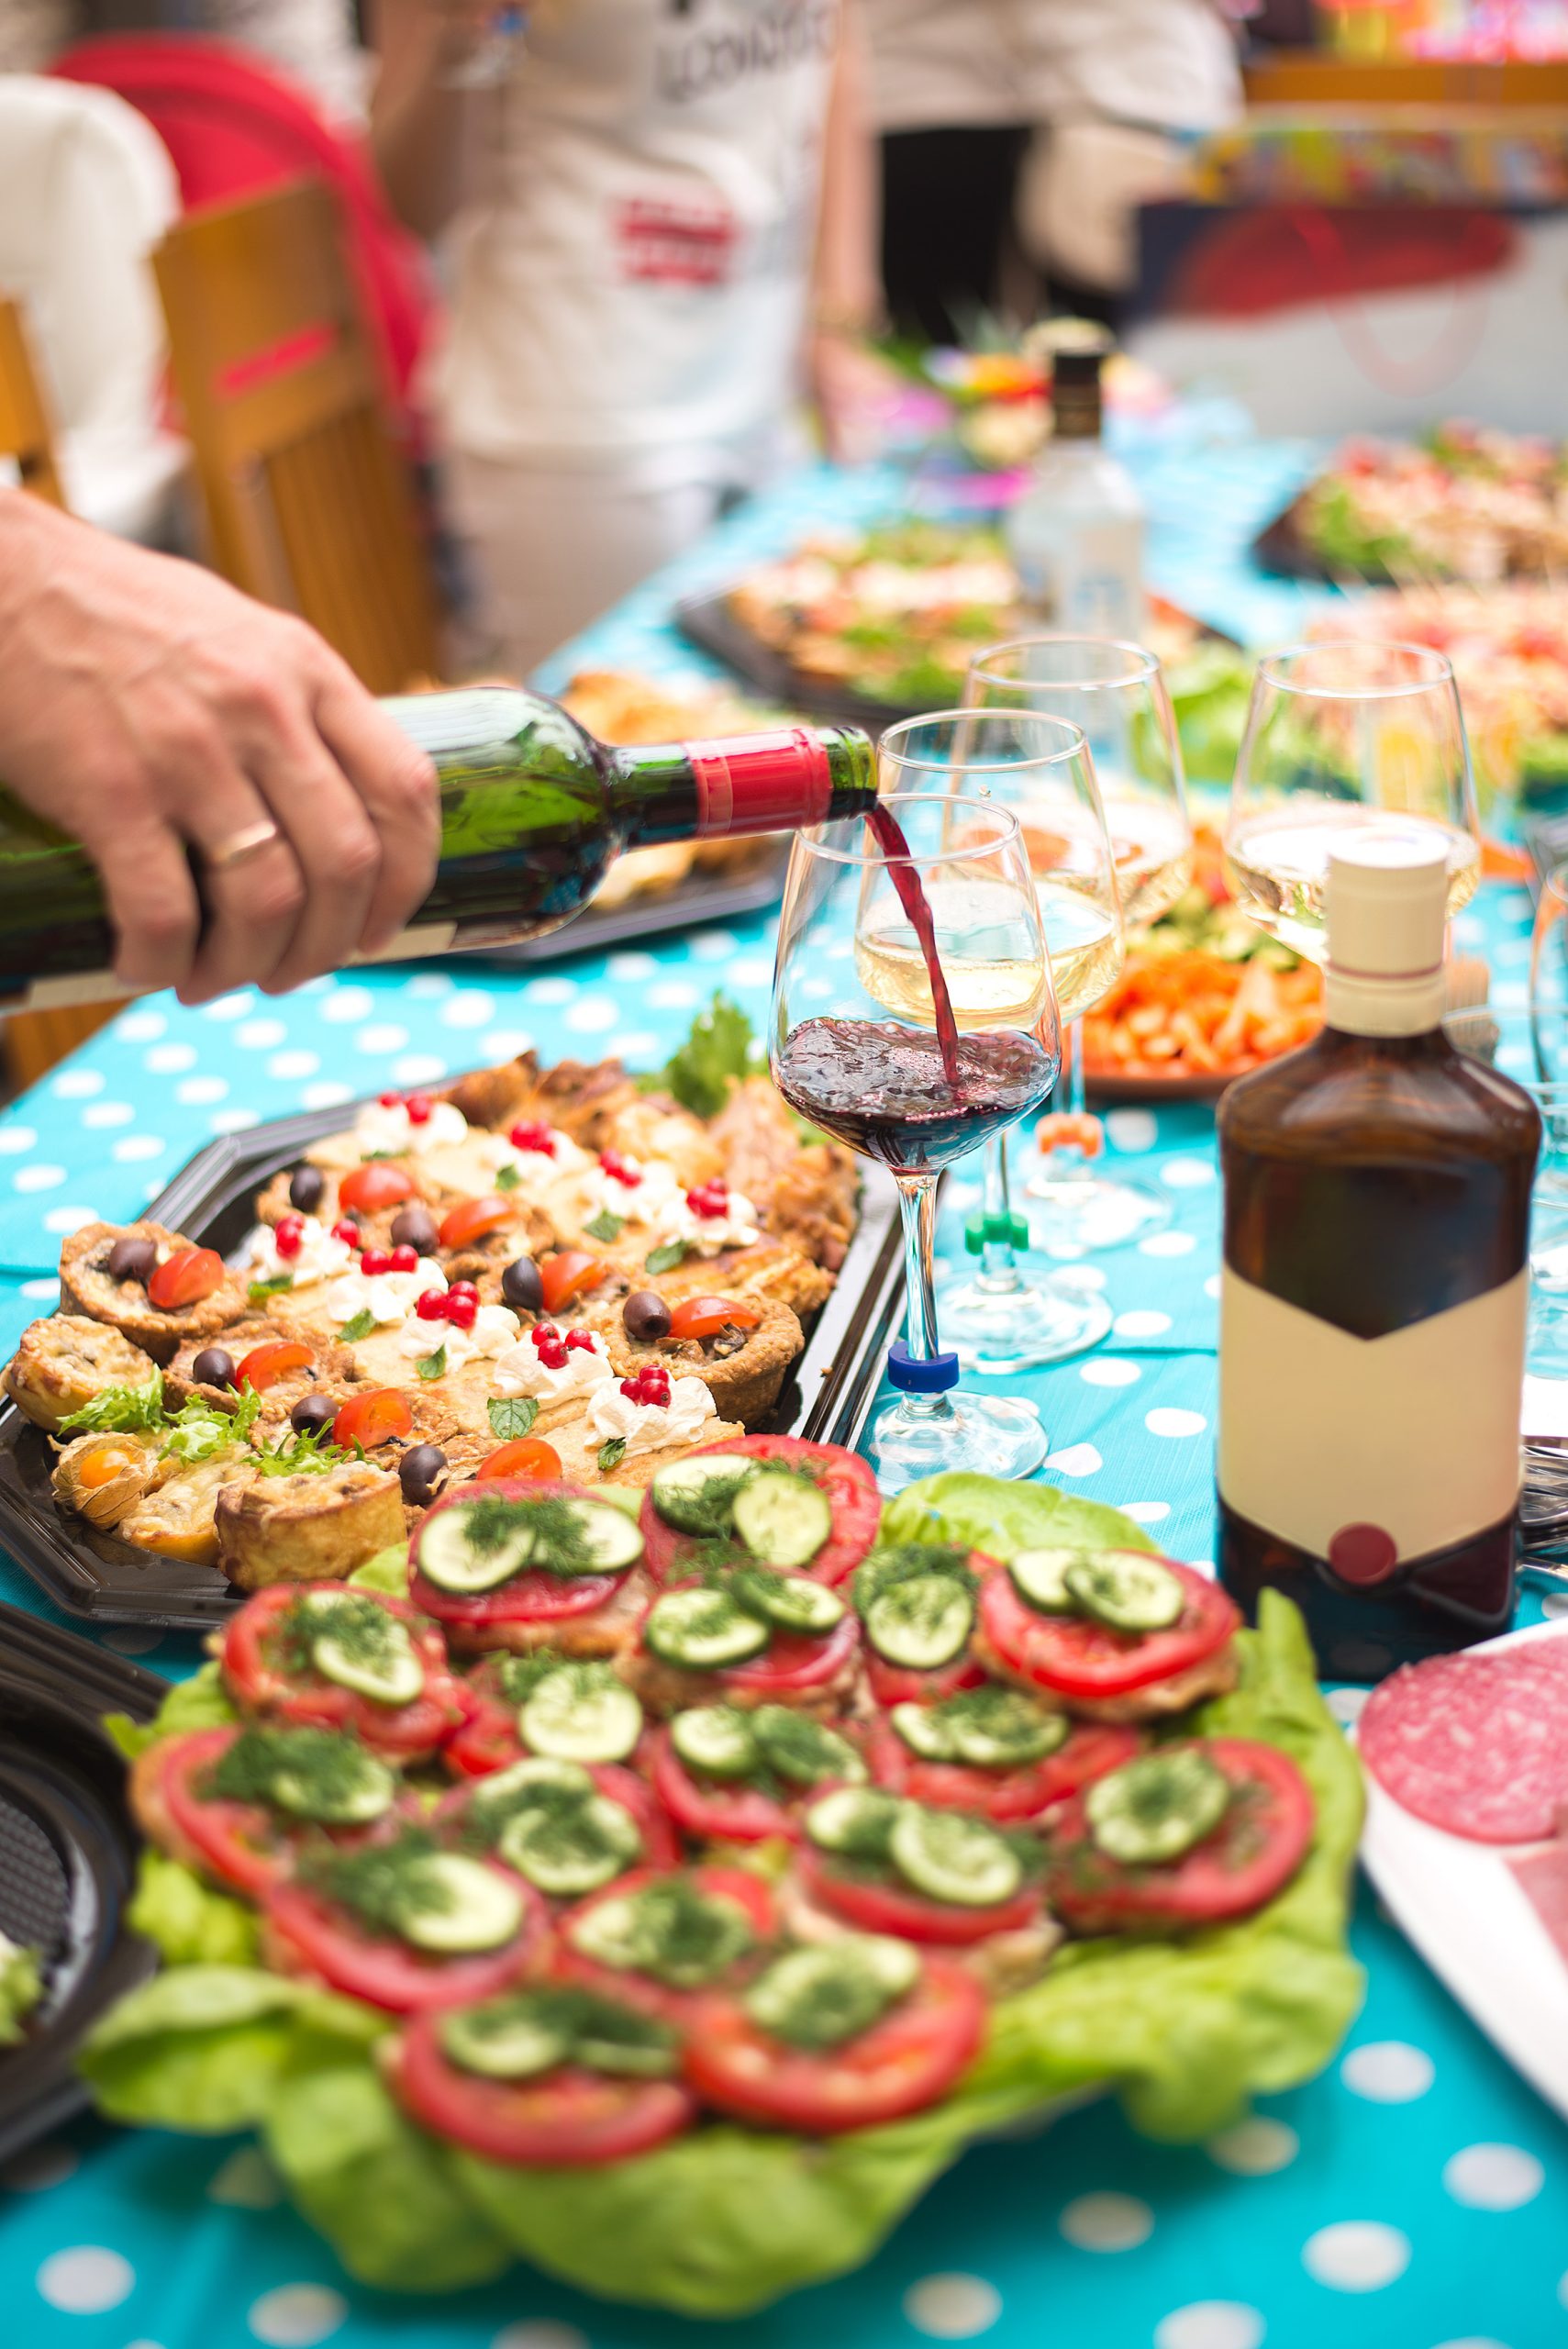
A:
[[154, 176, 438, 693], [0, 295, 65, 507]]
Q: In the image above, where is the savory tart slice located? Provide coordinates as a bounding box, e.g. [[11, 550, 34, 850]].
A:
[[215, 1459, 406, 1592], [543, 1372, 742, 1492], [605, 1291, 803, 1429], [51, 1427, 170, 1529], [165, 1322, 358, 1425], [58, 1221, 245, 1363], [5, 1314, 157, 1432], [119, 1454, 261, 1566]]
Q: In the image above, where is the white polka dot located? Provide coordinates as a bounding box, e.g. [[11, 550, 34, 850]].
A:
[[563, 996, 618, 1034], [404, 972, 452, 1000], [801, 974, 833, 1001], [112, 1136, 166, 1163], [355, 1024, 408, 1054], [1114, 1309, 1172, 1340], [37, 2246, 135, 2313], [1145, 1407, 1207, 1439], [207, 2147, 284, 2208], [440, 991, 496, 1030], [1161, 1158, 1216, 1189], [268, 1051, 319, 1082], [1059, 2192, 1153, 2251], [317, 986, 374, 1024], [1497, 1044, 1530, 1074], [13, 1163, 65, 1192], [1080, 1357, 1140, 1387], [246, 2283, 348, 2346], [176, 1076, 228, 1107], [1064, 1264, 1107, 1290], [1442, 2143, 1543, 2210], [50, 1068, 103, 1098], [301, 1082, 354, 1111], [19, 1276, 59, 1302], [490, 2326, 589, 2349], [202, 991, 255, 1021], [1204, 1273, 1222, 1300], [208, 1108, 261, 1134], [483, 1030, 534, 1061], [101, 1628, 162, 1655], [1328, 1687, 1370, 1728], [82, 1100, 135, 1129], [1106, 1108, 1158, 1152], [1120, 1500, 1171, 1525], [1542, 1592, 1568, 1623], [124, 2340, 166, 2349], [1185, 1558, 1218, 1578], [1046, 1442, 1103, 1477], [1302, 2221, 1411, 2291], [392, 1054, 447, 1086], [43, 1205, 98, 1234], [0, 2141, 78, 2190], [1561, 2271, 1568, 2311], [144, 1041, 197, 1074], [730, 955, 775, 986], [690, 928, 739, 961], [236, 1019, 287, 1051], [1140, 1230, 1196, 1258], [1154, 2304, 1265, 2349], [648, 978, 699, 1010], [0, 1124, 37, 1154], [608, 1031, 662, 1063], [903, 2273, 1003, 2338], [607, 952, 657, 983], [1207, 2116, 1299, 2175], [1429, 2338, 1512, 2348], [116, 1008, 165, 1043], [525, 976, 578, 1008]]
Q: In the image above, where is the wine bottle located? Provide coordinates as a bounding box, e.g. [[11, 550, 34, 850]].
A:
[[1006, 320, 1144, 640], [1217, 834, 1540, 1679], [0, 685, 876, 1014]]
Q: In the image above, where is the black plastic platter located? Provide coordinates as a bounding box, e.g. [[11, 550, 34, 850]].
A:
[[0, 1087, 906, 1630], [474, 840, 790, 967], [0, 1605, 161, 2162], [676, 591, 919, 736]]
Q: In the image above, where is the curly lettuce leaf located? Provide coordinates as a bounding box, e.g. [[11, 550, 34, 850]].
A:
[[660, 993, 758, 1118], [0, 1933, 42, 2045], [80, 1965, 309, 2132], [104, 1658, 237, 1763], [878, 1472, 1157, 1561], [129, 1850, 259, 1967], [347, 1543, 412, 1597]]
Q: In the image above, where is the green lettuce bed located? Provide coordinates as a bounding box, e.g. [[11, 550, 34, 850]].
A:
[[82, 1475, 1364, 2317]]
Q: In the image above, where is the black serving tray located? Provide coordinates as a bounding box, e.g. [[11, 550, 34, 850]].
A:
[[0, 1605, 161, 2163], [676, 591, 922, 737], [1251, 493, 1358, 584], [0, 1088, 906, 1630], [474, 840, 791, 967]]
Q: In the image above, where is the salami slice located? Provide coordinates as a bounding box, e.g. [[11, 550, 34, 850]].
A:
[[1508, 1841, 1568, 1965], [1359, 1642, 1568, 1844]]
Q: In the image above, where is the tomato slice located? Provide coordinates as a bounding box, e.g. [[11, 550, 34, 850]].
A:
[[444, 1691, 524, 1779], [409, 1483, 632, 1628], [473, 1439, 563, 1483], [339, 1163, 417, 1213], [332, 1387, 414, 1452], [539, 1251, 611, 1315], [1041, 1737, 1315, 1933], [554, 1865, 778, 2022], [639, 1434, 881, 1587], [976, 1555, 1240, 1701], [719, 1608, 860, 1696], [649, 1729, 798, 1845], [153, 1725, 286, 1898], [392, 2014, 695, 2163], [666, 1297, 762, 1341], [264, 1866, 541, 2013], [863, 1651, 988, 1709], [146, 1246, 225, 1310], [797, 1841, 1043, 1946], [684, 1954, 984, 2133], [439, 1194, 516, 1251], [866, 1717, 1145, 1824], [221, 1583, 467, 1760], [237, 1340, 315, 1394]]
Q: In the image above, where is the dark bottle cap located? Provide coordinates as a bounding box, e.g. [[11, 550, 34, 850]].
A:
[[1031, 317, 1114, 441]]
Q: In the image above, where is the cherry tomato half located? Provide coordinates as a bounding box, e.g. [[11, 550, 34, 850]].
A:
[[332, 1387, 414, 1452], [339, 1163, 417, 1213], [473, 1438, 563, 1483], [539, 1251, 611, 1315], [391, 2017, 695, 2163], [666, 1297, 762, 1342], [237, 1340, 315, 1394], [147, 1246, 226, 1310], [976, 1555, 1239, 1704], [438, 1195, 516, 1252]]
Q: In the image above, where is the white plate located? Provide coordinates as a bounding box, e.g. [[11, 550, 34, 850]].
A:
[[1356, 1619, 1568, 2120]]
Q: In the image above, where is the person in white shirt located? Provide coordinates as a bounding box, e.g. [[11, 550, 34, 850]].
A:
[[370, 0, 883, 675]]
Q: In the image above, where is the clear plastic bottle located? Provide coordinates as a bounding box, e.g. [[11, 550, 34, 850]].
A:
[[1006, 321, 1145, 641]]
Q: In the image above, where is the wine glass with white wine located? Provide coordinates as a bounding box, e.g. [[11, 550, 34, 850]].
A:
[[1225, 640, 1481, 964]]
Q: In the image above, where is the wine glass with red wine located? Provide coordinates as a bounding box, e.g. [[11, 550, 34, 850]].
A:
[[771, 790, 1061, 1489]]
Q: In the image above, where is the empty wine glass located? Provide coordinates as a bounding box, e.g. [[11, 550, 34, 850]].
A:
[[1226, 640, 1481, 966], [770, 786, 1061, 1490]]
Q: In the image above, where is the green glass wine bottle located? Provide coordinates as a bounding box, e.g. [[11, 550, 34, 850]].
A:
[[0, 685, 878, 1011]]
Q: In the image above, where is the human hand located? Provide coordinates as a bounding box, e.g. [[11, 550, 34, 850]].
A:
[[0, 496, 439, 1006]]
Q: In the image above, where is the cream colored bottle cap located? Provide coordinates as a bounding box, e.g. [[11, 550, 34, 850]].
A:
[[1324, 834, 1448, 1038]]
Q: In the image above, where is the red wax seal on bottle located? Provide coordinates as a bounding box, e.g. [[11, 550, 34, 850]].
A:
[[1328, 1522, 1400, 1586]]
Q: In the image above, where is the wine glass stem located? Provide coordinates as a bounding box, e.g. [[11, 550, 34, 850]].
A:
[[979, 1130, 1021, 1289], [895, 1171, 951, 1419], [1065, 1017, 1086, 1117]]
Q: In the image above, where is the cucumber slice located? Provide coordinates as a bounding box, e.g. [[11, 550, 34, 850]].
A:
[[751, 1705, 863, 1787], [1006, 1547, 1080, 1615], [270, 1745, 395, 1826], [943, 1689, 1070, 1770], [417, 1501, 535, 1595], [643, 1586, 769, 1671], [734, 1571, 846, 1634], [305, 1599, 425, 1708], [862, 1574, 973, 1669], [550, 1499, 644, 1573], [497, 1792, 642, 1897], [394, 1854, 525, 1953], [889, 1806, 1022, 1908], [571, 2011, 677, 2078], [743, 1935, 918, 2051], [1063, 1552, 1184, 1634], [670, 1704, 759, 1780], [649, 1455, 754, 1535], [439, 1999, 567, 2081], [1084, 1749, 1230, 1865], [520, 1669, 643, 1764], [804, 1786, 901, 1860], [889, 1702, 957, 1762], [730, 1472, 831, 1568], [475, 1754, 595, 1809], [567, 1878, 755, 1987]]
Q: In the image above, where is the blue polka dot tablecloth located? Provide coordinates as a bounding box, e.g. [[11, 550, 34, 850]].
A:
[[4, 436, 1568, 2349]]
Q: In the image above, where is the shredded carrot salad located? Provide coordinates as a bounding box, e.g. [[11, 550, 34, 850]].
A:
[[1083, 949, 1323, 1084]]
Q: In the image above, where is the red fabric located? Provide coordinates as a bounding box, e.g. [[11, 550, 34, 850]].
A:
[[51, 34, 435, 440]]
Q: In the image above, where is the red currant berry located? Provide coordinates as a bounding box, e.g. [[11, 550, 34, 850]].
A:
[[564, 1328, 595, 1352], [378, 1092, 402, 1109], [359, 1249, 393, 1276], [445, 1293, 478, 1332], [332, 1219, 362, 1250], [619, 1376, 644, 1399], [529, 1323, 560, 1349], [448, 1280, 479, 1301], [388, 1245, 419, 1274], [273, 1215, 305, 1259], [415, 1289, 449, 1322], [406, 1094, 433, 1126], [509, 1121, 556, 1156]]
